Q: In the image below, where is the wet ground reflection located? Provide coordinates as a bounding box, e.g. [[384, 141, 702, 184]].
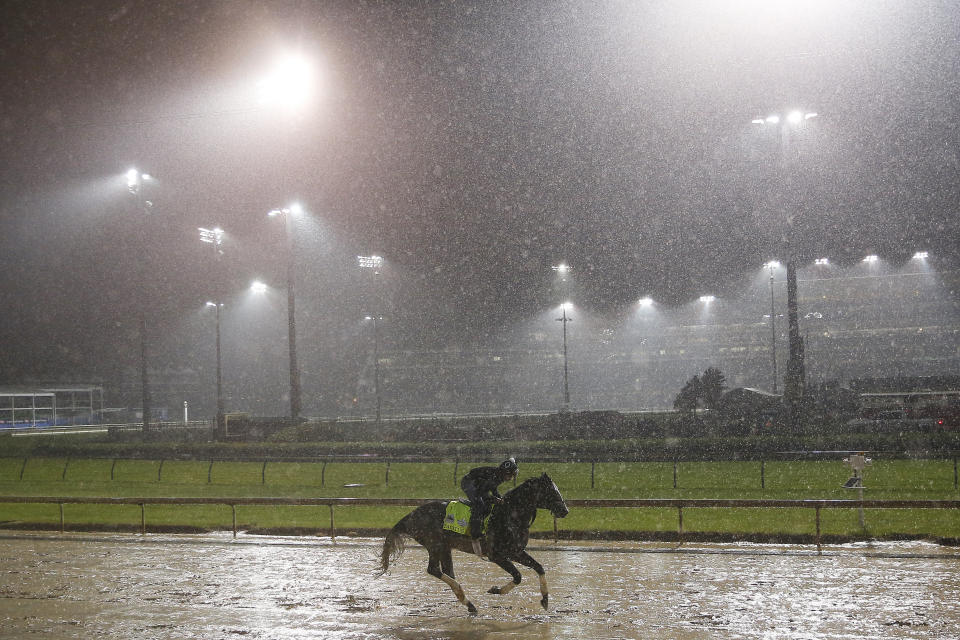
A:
[[1, 532, 958, 639]]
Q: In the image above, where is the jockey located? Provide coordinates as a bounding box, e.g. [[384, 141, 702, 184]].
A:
[[460, 458, 518, 551]]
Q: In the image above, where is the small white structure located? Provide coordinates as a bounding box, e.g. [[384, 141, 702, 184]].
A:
[[843, 452, 872, 488]]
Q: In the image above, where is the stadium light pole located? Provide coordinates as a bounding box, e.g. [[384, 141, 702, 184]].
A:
[[127, 168, 154, 432], [358, 255, 385, 425], [199, 226, 225, 420], [258, 50, 318, 421], [205, 301, 224, 418], [269, 204, 303, 420], [556, 302, 573, 411], [764, 260, 781, 394], [364, 314, 383, 425], [752, 110, 817, 420]]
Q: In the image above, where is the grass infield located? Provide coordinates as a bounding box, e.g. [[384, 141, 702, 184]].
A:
[[1, 457, 958, 542]]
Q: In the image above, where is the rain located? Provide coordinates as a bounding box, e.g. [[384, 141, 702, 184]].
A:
[[1, 2, 959, 637], [1, 1, 957, 416]]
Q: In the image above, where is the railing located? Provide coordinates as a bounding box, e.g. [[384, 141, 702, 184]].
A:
[[4, 456, 960, 490], [2, 496, 958, 554]]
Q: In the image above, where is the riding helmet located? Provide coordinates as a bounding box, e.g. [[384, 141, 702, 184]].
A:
[[498, 457, 518, 476]]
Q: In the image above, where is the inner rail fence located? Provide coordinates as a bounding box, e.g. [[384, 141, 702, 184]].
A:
[[2, 495, 958, 554], [4, 455, 960, 490]]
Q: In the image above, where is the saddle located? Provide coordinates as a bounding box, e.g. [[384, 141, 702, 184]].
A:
[[442, 500, 488, 536]]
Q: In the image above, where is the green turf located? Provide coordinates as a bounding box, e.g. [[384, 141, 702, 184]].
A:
[[1, 457, 958, 539]]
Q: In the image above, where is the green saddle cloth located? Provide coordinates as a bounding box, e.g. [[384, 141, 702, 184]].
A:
[[442, 500, 486, 535]]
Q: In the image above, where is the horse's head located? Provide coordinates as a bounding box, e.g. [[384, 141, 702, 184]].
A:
[[535, 473, 569, 519]]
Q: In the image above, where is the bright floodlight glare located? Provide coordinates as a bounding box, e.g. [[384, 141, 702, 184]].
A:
[[205, 301, 218, 308], [699, 295, 716, 303], [804, 112, 818, 120], [561, 301, 573, 311], [787, 110, 803, 124], [552, 263, 570, 273], [913, 251, 929, 260], [751, 118, 765, 124], [258, 52, 315, 110], [126, 168, 140, 188], [764, 260, 781, 270], [765, 115, 780, 124], [815, 258, 829, 266], [269, 204, 302, 218], [638, 296, 654, 307], [357, 255, 383, 269], [250, 280, 268, 294], [198, 227, 224, 245], [863, 254, 879, 264]]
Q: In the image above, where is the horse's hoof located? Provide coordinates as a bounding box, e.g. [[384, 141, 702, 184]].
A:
[[488, 586, 501, 594], [467, 602, 478, 615], [540, 595, 549, 610]]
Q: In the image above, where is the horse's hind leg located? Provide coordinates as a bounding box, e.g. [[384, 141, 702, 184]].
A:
[[487, 559, 521, 596], [514, 550, 550, 610], [427, 548, 476, 614]]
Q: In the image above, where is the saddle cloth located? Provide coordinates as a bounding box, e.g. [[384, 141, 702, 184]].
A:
[[442, 500, 486, 535]]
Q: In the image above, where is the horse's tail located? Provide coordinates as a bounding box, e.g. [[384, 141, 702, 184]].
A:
[[377, 510, 414, 576]]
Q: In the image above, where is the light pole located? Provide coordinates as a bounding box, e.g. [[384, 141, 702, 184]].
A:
[[259, 49, 317, 420], [269, 205, 302, 420], [556, 302, 573, 411], [199, 227, 225, 420], [358, 255, 384, 425], [204, 301, 224, 419], [764, 260, 781, 394], [364, 314, 383, 424], [127, 168, 153, 432], [752, 111, 817, 421]]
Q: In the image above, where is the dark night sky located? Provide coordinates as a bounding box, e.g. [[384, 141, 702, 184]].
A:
[[1, 0, 959, 385]]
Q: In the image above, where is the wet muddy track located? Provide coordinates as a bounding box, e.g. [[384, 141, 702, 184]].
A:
[[1, 533, 959, 639]]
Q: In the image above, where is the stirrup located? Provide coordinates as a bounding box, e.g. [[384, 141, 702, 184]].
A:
[[471, 539, 484, 558]]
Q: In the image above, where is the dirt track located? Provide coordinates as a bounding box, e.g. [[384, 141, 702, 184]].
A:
[[1, 532, 959, 639]]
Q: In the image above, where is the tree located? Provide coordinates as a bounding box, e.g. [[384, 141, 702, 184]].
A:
[[700, 367, 727, 411], [674, 374, 701, 416]]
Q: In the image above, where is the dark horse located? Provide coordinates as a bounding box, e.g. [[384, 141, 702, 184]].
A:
[[378, 473, 569, 614]]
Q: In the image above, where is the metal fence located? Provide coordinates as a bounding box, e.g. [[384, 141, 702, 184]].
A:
[[2, 495, 958, 554], [4, 455, 960, 490]]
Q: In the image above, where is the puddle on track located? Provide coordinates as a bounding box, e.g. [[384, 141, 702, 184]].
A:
[[1, 532, 959, 639]]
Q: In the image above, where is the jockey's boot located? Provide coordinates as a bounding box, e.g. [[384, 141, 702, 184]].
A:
[[471, 538, 484, 559]]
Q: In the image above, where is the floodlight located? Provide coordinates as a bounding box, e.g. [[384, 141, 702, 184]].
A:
[[198, 227, 224, 245], [358, 255, 384, 269]]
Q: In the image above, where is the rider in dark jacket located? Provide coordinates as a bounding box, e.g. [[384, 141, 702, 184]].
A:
[[460, 458, 518, 540]]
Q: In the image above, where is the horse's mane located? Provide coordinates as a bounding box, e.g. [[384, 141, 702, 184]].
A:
[[502, 474, 552, 526], [504, 474, 546, 498]]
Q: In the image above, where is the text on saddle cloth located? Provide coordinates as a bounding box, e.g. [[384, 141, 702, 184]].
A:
[[442, 500, 488, 536]]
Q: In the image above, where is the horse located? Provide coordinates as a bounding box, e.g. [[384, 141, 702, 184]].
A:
[[378, 472, 569, 614]]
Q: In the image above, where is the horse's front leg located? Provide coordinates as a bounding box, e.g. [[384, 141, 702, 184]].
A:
[[487, 557, 521, 595], [514, 550, 549, 610]]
